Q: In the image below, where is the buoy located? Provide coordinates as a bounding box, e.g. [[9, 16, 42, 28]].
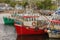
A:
[[32, 22, 36, 26]]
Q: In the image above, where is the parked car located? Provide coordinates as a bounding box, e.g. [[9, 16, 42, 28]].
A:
[[15, 4, 24, 10], [0, 5, 6, 12], [0, 3, 13, 12], [6, 6, 14, 10]]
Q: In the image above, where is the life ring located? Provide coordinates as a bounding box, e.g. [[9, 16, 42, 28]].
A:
[[32, 22, 36, 26]]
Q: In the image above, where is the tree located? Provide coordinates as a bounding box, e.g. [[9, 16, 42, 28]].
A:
[[0, 0, 5, 3], [4, 0, 10, 4], [36, 1, 43, 9], [36, 0, 57, 10], [50, 5, 57, 10], [43, 0, 52, 9], [10, 2, 16, 7], [21, 1, 28, 7]]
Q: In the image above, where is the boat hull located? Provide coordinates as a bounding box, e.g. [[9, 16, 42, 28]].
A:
[[3, 17, 14, 25], [14, 24, 46, 35], [48, 30, 60, 38]]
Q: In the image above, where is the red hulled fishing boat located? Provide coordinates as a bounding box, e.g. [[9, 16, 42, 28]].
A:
[[14, 13, 48, 35]]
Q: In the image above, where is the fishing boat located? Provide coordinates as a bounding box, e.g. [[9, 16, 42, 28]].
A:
[[3, 13, 18, 25], [47, 10, 60, 38], [3, 16, 14, 25], [47, 19, 60, 38], [14, 4, 50, 35], [14, 12, 49, 35]]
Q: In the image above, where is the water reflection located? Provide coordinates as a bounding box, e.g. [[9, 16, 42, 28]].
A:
[[17, 34, 48, 40], [17, 35, 60, 40]]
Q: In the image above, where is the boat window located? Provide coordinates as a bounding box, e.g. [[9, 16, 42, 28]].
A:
[[33, 18, 35, 21], [15, 21, 23, 25], [32, 18, 36, 21], [33, 18, 34, 21], [28, 18, 30, 21], [31, 18, 33, 21], [24, 18, 27, 21], [28, 18, 33, 21], [23, 17, 38, 21], [27, 18, 32, 21], [24, 18, 30, 21], [24, 17, 38, 21], [29, 18, 32, 21]]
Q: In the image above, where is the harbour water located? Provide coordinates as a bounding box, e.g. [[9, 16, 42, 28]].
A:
[[0, 14, 60, 40]]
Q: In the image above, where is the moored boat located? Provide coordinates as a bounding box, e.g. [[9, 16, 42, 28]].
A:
[[14, 13, 48, 35], [3, 16, 14, 25], [47, 20, 60, 38], [47, 10, 60, 38], [3, 13, 20, 25]]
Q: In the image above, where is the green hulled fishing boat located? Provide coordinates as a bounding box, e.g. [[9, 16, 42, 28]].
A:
[[3, 13, 20, 25], [3, 16, 14, 25]]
